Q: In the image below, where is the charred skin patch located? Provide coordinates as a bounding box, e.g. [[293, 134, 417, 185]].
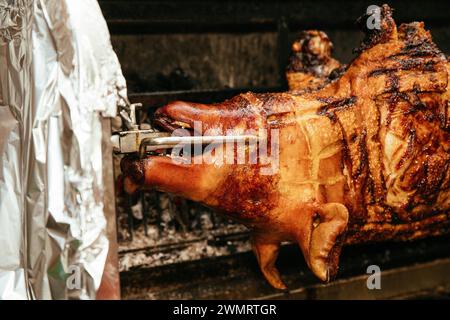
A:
[[121, 154, 145, 193], [121, 155, 145, 185], [208, 164, 280, 224], [316, 96, 357, 122], [326, 233, 345, 280], [153, 112, 193, 133]]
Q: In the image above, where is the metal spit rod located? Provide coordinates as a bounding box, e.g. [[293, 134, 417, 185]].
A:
[[139, 134, 257, 157], [111, 130, 258, 157]]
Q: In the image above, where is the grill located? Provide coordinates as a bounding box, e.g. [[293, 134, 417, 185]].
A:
[[97, 0, 450, 299]]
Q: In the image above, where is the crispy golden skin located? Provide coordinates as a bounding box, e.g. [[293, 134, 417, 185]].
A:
[[121, 5, 450, 290]]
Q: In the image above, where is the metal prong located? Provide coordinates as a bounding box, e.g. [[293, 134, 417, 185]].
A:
[[167, 194, 188, 233], [141, 191, 148, 236], [139, 134, 257, 158], [118, 98, 143, 130], [126, 195, 134, 241], [154, 192, 163, 235]]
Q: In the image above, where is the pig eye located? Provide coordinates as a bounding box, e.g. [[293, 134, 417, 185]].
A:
[[313, 213, 321, 228]]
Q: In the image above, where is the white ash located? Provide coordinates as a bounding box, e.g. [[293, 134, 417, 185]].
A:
[[116, 189, 252, 271], [119, 233, 252, 272]]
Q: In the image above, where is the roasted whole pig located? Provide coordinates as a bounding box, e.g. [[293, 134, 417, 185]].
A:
[[121, 5, 450, 289]]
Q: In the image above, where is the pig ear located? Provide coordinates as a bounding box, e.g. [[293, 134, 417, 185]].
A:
[[295, 203, 349, 281]]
